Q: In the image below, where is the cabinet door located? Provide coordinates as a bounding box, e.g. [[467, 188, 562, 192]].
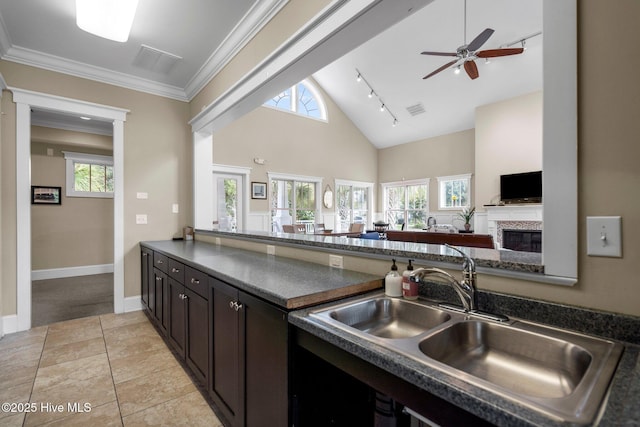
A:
[[185, 288, 209, 385], [140, 248, 152, 311], [242, 291, 289, 427], [168, 278, 186, 357], [210, 278, 243, 427], [152, 269, 167, 330]]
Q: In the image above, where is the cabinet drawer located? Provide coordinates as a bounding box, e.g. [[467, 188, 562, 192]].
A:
[[153, 252, 169, 273], [185, 266, 208, 299], [168, 258, 185, 283]]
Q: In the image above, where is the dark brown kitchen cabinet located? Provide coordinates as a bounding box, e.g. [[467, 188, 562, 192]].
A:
[[167, 261, 210, 386], [153, 268, 168, 334], [168, 277, 186, 357], [210, 277, 289, 427], [140, 247, 153, 312]]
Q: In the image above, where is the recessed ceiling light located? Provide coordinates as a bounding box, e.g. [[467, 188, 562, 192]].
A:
[[76, 0, 139, 43]]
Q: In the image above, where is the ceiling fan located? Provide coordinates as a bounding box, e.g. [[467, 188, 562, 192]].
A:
[[421, 1, 524, 80]]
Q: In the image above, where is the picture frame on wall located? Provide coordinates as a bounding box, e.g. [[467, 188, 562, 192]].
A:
[[251, 182, 267, 199], [31, 186, 62, 205]]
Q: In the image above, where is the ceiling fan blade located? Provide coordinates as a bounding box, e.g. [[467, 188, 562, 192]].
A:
[[464, 60, 479, 80], [423, 60, 457, 79], [467, 28, 494, 51], [477, 48, 525, 58], [421, 51, 458, 57]]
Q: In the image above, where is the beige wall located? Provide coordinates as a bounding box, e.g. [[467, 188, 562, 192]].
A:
[[213, 81, 377, 214], [190, 0, 332, 115], [377, 129, 475, 213], [0, 62, 192, 315], [31, 141, 114, 270], [2, 0, 639, 319], [475, 91, 542, 208], [196, 0, 640, 317]]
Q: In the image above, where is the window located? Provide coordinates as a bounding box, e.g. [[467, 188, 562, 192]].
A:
[[269, 173, 322, 232], [336, 180, 373, 231], [382, 179, 429, 230], [438, 174, 471, 209], [263, 79, 327, 121], [63, 151, 114, 198]]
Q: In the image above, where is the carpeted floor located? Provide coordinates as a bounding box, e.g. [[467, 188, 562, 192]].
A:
[[31, 273, 114, 327]]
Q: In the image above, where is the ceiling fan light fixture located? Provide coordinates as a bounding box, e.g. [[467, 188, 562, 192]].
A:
[[76, 0, 139, 42], [454, 65, 461, 75]]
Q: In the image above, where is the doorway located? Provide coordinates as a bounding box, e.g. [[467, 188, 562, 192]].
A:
[[11, 88, 127, 332], [30, 119, 115, 326], [213, 173, 244, 231]]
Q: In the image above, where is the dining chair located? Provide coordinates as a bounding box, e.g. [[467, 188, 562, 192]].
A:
[[314, 223, 325, 233], [348, 223, 364, 233], [294, 224, 307, 233], [282, 224, 295, 233]]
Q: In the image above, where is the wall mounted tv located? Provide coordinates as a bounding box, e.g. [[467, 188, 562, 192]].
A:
[[500, 171, 542, 204]]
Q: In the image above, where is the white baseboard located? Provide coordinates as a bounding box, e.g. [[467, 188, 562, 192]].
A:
[[124, 296, 143, 313], [32, 264, 114, 281], [1, 314, 18, 337]]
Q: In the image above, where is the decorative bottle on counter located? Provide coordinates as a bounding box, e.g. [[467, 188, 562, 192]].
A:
[[402, 259, 418, 300], [384, 259, 402, 297]]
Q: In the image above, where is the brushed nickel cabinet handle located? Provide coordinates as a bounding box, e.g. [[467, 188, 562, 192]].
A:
[[172, 267, 180, 273], [190, 278, 200, 285]]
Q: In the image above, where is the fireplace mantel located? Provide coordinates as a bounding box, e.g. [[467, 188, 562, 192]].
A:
[[486, 205, 543, 249]]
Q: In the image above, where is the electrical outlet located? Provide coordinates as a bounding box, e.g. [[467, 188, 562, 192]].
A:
[[215, 237, 221, 245], [587, 216, 622, 257], [267, 245, 275, 255], [136, 192, 148, 199], [329, 254, 343, 269], [136, 214, 147, 225]]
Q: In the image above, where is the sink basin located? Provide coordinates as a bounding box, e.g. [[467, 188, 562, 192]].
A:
[[314, 296, 451, 339], [419, 320, 591, 399], [308, 292, 624, 424]]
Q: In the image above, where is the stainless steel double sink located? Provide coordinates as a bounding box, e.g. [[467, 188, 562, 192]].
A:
[[309, 293, 624, 425]]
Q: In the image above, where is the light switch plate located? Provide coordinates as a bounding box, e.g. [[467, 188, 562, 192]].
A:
[[172, 203, 179, 213], [587, 216, 622, 257], [136, 214, 148, 225], [267, 245, 275, 255], [136, 192, 148, 199]]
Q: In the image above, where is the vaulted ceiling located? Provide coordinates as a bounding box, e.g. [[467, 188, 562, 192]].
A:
[[0, 0, 542, 147]]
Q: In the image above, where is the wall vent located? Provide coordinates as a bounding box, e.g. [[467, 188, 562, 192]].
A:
[[406, 103, 426, 116], [133, 44, 182, 74]]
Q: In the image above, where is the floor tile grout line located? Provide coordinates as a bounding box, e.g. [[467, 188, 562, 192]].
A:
[[99, 314, 126, 427], [25, 325, 49, 427]]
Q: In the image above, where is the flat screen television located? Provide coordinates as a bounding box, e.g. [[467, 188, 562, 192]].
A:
[[500, 171, 542, 204]]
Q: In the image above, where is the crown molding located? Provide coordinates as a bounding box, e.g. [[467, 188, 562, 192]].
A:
[[184, 0, 290, 100], [3, 45, 189, 101], [0, 0, 288, 102]]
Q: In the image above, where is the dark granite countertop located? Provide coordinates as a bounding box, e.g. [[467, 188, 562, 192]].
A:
[[197, 229, 544, 274], [290, 291, 640, 427], [140, 240, 382, 309]]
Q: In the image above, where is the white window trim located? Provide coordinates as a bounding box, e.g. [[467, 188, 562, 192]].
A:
[[381, 179, 431, 229], [63, 151, 114, 198], [437, 173, 472, 210], [335, 178, 374, 227], [262, 79, 328, 122], [268, 172, 323, 223]]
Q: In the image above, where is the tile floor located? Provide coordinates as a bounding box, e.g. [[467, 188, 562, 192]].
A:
[[0, 311, 223, 426]]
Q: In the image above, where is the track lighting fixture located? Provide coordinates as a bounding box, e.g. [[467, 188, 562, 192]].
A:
[[354, 68, 398, 127]]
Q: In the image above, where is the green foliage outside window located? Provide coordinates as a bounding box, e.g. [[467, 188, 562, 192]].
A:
[[74, 162, 113, 193]]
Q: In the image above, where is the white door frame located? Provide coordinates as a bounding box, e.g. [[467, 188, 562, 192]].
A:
[[10, 87, 129, 332], [212, 164, 251, 231]]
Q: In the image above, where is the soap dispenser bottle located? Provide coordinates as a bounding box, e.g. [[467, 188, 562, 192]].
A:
[[384, 259, 402, 297], [402, 259, 418, 300]]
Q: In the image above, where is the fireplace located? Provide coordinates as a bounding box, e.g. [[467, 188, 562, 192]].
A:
[[485, 205, 543, 250], [503, 229, 542, 253]]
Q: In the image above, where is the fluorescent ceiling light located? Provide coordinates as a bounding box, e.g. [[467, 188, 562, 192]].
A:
[[76, 0, 139, 42]]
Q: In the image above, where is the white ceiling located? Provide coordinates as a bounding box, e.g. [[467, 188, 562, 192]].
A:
[[0, 0, 542, 148], [313, 0, 543, 148]]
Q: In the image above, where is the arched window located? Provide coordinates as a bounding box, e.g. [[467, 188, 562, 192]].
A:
[[264, 79, 327, 121]]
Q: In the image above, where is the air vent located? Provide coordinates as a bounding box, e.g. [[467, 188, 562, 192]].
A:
[[133, 44, 182, 74], [406, 103, 426, 116]]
